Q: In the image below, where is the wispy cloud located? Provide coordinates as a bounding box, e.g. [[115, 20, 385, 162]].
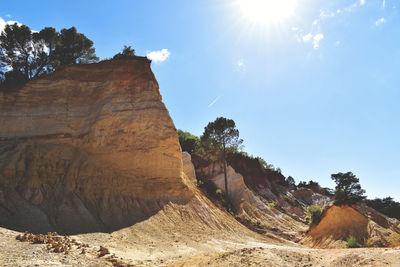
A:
[[383, 0, 386, 8], [236, 59, 245, 71], [208, 96, 221, 108], [5, 14, 11, 18], [301, 33, 324, 49], [335, 41, 341, 46], [313, 34, 324, 49], [302, 33, 313, 42], [375, 17, 386, 26], [336, 0, 365, 14], [294, 1, 366, 50], [146, 49, 171, 63]]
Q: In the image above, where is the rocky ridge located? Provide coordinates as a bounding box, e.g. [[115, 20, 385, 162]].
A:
[[0, 58, 192, 234]]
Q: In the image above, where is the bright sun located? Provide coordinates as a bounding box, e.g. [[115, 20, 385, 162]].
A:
[[238, 0, 297, 26]]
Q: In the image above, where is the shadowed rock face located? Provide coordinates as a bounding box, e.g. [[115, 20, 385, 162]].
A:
[[196, 161, 307, 238], [0, 58, 192, 234]]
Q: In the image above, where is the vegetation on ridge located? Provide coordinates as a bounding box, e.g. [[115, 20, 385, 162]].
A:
[[331, 172, 366, 206], [181, 118, 400, 225], [365, 197, 400, 220], [0, 22, 139, 92], [305, 205, 323, 225], [0, 23, 98, 89], [200, 117, 243, 198], [113, 45, 136, 59]]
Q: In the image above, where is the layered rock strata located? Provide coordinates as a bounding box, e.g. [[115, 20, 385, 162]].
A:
[[196, 161, 307, 237], [0, 58, 192, 234], [303, 205, 400, 248]]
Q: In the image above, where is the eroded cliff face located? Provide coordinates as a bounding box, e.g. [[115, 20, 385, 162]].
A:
[[195, 161, 307, 240], [0, 58, 192, 234], [226, 153, 331, 221], [302, 205, 400, 248]]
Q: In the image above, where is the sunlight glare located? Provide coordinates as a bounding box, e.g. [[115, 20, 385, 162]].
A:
[[238, 0, 297, 26]]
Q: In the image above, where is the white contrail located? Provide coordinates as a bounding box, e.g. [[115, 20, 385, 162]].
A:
[[208, 96, 221, 108]]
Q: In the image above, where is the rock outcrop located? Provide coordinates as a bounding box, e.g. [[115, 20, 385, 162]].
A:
[[0, 58, 192, 234], [226, 153, 331, 221], [302, 205, 400, 248], [182, 152, 196, 182], [196, 161, 307, 239]]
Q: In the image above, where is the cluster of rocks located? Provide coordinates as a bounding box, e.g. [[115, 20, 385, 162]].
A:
[[16, 232, 89, 254]]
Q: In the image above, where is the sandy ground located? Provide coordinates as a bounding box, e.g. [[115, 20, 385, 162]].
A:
[[167, 245, 400, 267], [1, 198, 399, 267], [1, 224, 399, 267], [0, 227, 108, 266]]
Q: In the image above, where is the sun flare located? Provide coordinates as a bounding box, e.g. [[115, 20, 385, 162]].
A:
[[237, 0, 297, 26]]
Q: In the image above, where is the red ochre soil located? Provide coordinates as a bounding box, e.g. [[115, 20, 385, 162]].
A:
[[304, 205, 369, 248]]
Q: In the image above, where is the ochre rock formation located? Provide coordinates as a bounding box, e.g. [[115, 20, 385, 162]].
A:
[[226, 153, 330, 221], [197, 161, 307, 238], [182, 152, 196, 182], [0, 58, 192, 234], [302, 205, 400, 248]]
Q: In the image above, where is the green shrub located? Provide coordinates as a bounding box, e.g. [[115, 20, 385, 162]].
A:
[[255, 195, 261, 200], [265, 202, 275, 208], [346, 236, 361, 248], [216, 189, 222, 195], [304, 205, 322, 225], [397, 224, 400, 229], [178, 130, 199, 154], [196, 179, 204, 187], [364, 238, 372, 247]]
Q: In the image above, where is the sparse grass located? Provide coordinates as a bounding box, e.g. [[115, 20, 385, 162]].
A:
[[363, 238, 372, 247], [304, 205, 322, 225], [196, 179, 204, 187], [346, 236, 361, 248], [265, 202, 275, 208]]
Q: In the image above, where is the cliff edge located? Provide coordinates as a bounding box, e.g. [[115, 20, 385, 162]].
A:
[[0, 58, 192, 234]]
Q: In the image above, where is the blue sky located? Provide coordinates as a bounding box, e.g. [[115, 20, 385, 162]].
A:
[[1, 0, 400, 200]]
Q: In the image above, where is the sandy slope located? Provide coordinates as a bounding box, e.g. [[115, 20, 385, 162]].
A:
[[1, 172, 399, 266], [168, 246, 400, 267], [2, 223, 399, 267]]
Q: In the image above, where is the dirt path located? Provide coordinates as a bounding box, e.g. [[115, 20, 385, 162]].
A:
[[167, 245, 400, 267]]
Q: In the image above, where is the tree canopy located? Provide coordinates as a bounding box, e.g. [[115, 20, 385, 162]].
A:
[[178, 130, 199, 153], [55, 27, 98, 66], [366, 197, 400, 220], [0, 23, 98, 89], [200, 117, 243, 198], [331, 172, 366, 205], [113, 45, 136, 59], [200, 117, 243, 162]]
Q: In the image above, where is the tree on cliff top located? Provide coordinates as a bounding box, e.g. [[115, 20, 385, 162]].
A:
[[200, 117, 243, 198], [113, 45, 136, 59], [0, 23, 47, 82], [0, 23, 98, 89], [331, 172, 366, 206], [55, 27, 98, 65]]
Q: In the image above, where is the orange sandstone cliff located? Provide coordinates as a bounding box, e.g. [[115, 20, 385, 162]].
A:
[[0, 58, 192, 234]]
